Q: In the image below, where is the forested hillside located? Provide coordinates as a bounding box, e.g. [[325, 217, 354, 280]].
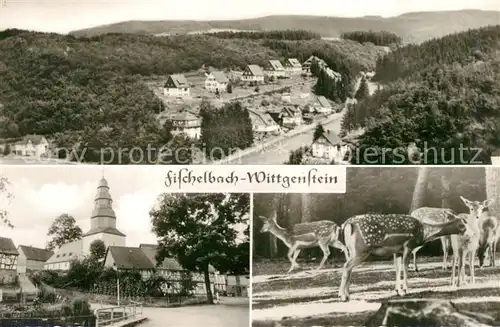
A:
[[341, 25, 500, 164], [253, 167, 485, 259], [0, 29, 384, 163]]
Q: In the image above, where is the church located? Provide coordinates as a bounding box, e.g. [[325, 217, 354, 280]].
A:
[[44, 177, 126, 270]]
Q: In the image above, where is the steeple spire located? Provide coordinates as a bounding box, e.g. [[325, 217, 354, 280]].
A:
[[90, 175, 117, 229]]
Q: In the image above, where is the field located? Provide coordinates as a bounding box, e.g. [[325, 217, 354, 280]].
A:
[[252, 258, 500, 326]]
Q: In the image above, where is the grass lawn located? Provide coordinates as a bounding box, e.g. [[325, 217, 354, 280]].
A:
[[252, 257, 500, 326]]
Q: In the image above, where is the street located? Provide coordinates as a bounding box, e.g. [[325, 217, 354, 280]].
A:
[[91, 297, 249, 327], [229, 114, 343, 165]]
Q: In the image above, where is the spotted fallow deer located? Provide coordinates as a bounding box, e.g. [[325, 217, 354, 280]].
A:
[[258, 215, 349, 273], [450, 197, 494, 287], [477, 215, 499, 268], [410, 207, 456, 272], [338, 213, 467, 302]]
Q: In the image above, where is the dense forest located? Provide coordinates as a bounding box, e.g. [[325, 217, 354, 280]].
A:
[[341, 30, 402, 46], [206, 29, 321, 40], [341, 25, 500, 164], [253, 167, 486, 259], [0, 29, 385, 163]]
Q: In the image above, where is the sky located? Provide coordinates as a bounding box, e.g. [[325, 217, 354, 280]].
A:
[[0, 166, 248, 250], [0, 0, 498, 34]]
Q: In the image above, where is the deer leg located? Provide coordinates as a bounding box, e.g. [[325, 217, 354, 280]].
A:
[[411, 246, 421, 273], [489, 243, 494, 267], [493, 241, 497, 267], [317, 241, 330, 270], [457, 251, 466, 287], [330, 239, 349, 262], [451, 253, 457, 286], [338, 252, 367, 302], [393, 254, 402, 295], [286, 246, 298, 273], [441, 237, 449, 271], [292, 249, 301, 269], [469, 250, 476, 284], [401, 246, 411, 295]]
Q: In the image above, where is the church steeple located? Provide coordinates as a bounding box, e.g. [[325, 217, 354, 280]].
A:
[[90, 177, 117, 228]]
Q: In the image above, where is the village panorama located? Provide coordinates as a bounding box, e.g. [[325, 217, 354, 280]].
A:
[[0, 167, 250, 326]]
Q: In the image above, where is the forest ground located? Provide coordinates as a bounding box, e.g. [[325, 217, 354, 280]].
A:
[[252, 257, 500, 326]]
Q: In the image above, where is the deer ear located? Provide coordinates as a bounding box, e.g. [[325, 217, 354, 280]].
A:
[[484, 198, 494, 207], [258, 216, 267, 221], [460, 196, 470, 206]]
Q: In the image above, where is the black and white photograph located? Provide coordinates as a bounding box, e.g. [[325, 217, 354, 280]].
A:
[[0, 167, 249, 327], [0, 1, 499, 165], [252, 166, 500, 326]]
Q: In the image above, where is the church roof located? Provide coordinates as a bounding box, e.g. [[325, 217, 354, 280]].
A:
[[83, 227, 126, 237]]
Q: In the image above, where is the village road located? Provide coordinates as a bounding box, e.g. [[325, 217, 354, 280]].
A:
[[229, 114, 343, 165], [91, 297, 249, 327]]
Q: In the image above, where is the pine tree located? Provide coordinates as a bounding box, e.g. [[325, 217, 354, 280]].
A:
[[313, 124, 325, 141], [354, 77, 370, 101]]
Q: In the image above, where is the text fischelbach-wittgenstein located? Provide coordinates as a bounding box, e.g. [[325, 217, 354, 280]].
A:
[[164, 168, 339, 189]]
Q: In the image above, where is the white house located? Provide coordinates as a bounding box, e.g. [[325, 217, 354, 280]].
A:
[[16, 246, 53, 274], [12, 135, 49, 157], [311, 130, 349, 162], [45, 177, 126, 271], [247, 109, 281, 134], [204, 71, 229, 93], [302, 56, 326, 74], [279, 106, 303, 128], [284, 58, 302, 74], [313, 96, 333, 114], [241, 65, 265, 83], [164, 110, 201, 139], [163, 74, 190, 98], [264, 60, 287, 78]]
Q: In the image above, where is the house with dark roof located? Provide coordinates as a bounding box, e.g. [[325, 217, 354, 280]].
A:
[[12, 134, 49, 157], [313, 96, 333, 114], [103, 244, 226, 295], [163, 74, 190, 98], [311, 130, 349, 162], [302, 56, 326, 74], [17, 246, 53, 273], [247, 109, 281, 134], [279, 106, 303, 128], [284, 58, 302, 74], [204, 71, 229, 93], [241, 65, 264, 83], [0, 237, 18, 286], [264, 60, 287, 78], [164, 109, 201, 139]]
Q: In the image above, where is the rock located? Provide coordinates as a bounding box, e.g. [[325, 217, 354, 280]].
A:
[[366, 298, 494, 327]]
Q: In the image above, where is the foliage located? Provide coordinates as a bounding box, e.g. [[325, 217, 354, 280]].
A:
[[354, 77, 370, 101], [341, 30, 402, 46], [0, 176, 14, 228], [313, 123, 325, 141], [206, 29, 321, 40], [286, 146, 310, 164], [66, 257, 102, 290], [162, 133, 196, 164], [253, 167, 486, 258], [227, 83, 233, 93], [3, 143, 10, 155], [200, 101, 253, 160], [46, 214, 82, 251], [150, 193, 250, 303], [89, 240, 106, 260]]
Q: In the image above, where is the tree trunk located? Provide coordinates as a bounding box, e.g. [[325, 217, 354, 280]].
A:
[[409, 167, 430, 213], [301, 193, 312, 223], [203, 265, 214, 305], [441, 171, 451, 209], [485, 167, 500, 217]]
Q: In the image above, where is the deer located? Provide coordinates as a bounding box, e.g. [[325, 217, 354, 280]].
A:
[[258, 215, 349, 273], [477, 215, 499, 268], [450, 197, 494, 287], [410, 207, 456, 273], [338, 213, 467, 302]]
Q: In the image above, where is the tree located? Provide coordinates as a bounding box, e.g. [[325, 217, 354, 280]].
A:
[[47, 214, 83, 251], [150, 193, 250, 304], [286, 146, 310, 164], [0, 176, 14, 228], [313, 123, 325, 141], [3, 144, 10, 156], [89, 239, 106, 260], [354, 77, 370, 101], [226, 83, 233, 93]]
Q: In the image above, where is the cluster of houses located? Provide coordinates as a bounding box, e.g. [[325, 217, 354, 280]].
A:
[[0, 135, 50, 157], [0, 177, 249, 300]]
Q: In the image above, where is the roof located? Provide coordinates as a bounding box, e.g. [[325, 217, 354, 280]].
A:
[[248, 109, 278, 127], [268, 60, 284, 71], [246, 65, 264, 76], [281, 106, 301, 116], [45, 239, 83, 264], [209, 71, 229, 83], [83, 227, 126, 237], [15, 134, 47, 146], [287, 58, 301, 68], [0, 237, 18, 255], [18, 246, 53, 262], [107, 245, 216, 272], [316, 96, 332, 108], [165, 74, 189, 89], [314, 131, 343, 146], [166, 110, 200, 122]]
